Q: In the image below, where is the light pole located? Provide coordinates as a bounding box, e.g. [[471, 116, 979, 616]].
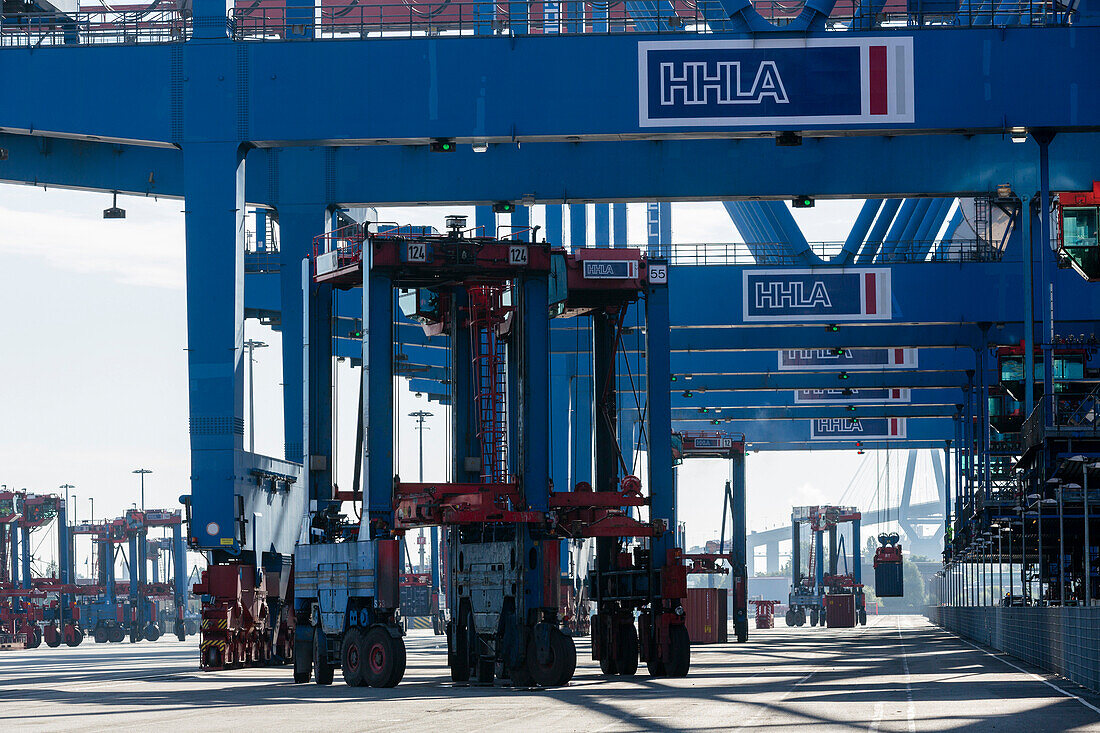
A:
[[993, 526, 1003, 604], [1005, 525, 1013, 601], [1042, 490, 1060, 604], [132, 468, 152, 511], [60, 484, 75, 525], [1089, 462, 1098, 605], [409, 410, 434, 582], [244, 339, 268, 454]]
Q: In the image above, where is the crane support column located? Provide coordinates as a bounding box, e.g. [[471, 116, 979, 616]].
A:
[[731, 447, 748, 642], [172, 522, 187, 640]]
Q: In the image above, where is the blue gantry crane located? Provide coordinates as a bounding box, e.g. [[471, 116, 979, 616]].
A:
[[2, 0, 1100, 675]]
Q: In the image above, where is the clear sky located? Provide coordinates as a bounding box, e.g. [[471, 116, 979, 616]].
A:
[[0, 184, 942, 576]]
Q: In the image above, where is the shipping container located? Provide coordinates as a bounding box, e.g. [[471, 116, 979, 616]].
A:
[[875, 562, 905, 597], [824, 593, 856, 628], [685, 587, 728, 644]]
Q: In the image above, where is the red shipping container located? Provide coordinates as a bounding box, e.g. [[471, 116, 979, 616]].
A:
[[684, 588, 728, 644], [824, 593, 856, 628]]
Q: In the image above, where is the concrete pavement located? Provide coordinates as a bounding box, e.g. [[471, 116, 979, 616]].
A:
[[1, 615, 1098, 732]]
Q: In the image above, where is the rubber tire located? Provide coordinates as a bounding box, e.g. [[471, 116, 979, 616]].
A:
[[94, 627, 108, 644], [809, 610, 818, 628], [109, 626, 125, 643], [615, 622, 639, 676], [25, 628, 41, 649], [665, 624, 690, 678], [174, 621, 186, 641], [313, 627, 334, 685], [858, 608, 867, 626], [598, 620, 618, 676], [526, 629, 574, 687], [736, 621, 748, 643], [66, 628, 84, 647], [341, 629, 367, 687], [145, 624, 161, 642], [362, 627, 405, 688], [557, 630, 577, 684], [293, 637, 313, 683], [449, 613, 470, 683], [785, 610, 796, 627], [45, 627, 61, 648]]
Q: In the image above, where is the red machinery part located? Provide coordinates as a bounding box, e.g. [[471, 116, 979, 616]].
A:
[[193, 562, 292, 670], [750, 600, 779, 629]]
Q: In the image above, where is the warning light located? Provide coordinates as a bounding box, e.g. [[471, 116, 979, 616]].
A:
[[847, 405, 856, 412], [792, 196, 815, 209], [430, 138, 456, 153], [492, 201, 515, 214], [826, 324, 839, 332], [682, 390, 693, 398], [855, 441, 863, 448], [842, 388, 854, 396], [699, 407, 710, 414], [839, 371, 850, 380], [857, 450, 865, 455], [671, 375, 677, 382], [833, 347, 847, 356]]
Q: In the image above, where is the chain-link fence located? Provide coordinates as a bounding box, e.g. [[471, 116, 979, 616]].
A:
[[927, 605, 1100, 691]]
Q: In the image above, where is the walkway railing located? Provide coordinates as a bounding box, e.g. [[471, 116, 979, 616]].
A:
[[648, 238, 995, 266], [0, 0, 1073, 47], [0, 9, 188, 47]]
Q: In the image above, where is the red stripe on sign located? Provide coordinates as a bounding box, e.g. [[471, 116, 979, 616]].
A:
[[890, 418, 897, 435], [870, 46, 888, 115], [865, 273, 877, 314], [894, 348, 904, 364], [892, 389, 900, 399]]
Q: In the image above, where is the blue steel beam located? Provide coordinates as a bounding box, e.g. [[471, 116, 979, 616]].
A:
[[678, 371, 972, 390], [667, 262, 1100, 327], [835, 200, 883, 264], [856, 199, 903, 263], [7, 133, 1100, 202], [6, 29, 1100, 145], [667, 404, 958, 419]]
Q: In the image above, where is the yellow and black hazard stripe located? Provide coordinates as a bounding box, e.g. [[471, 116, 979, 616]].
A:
[[201, 617, 229, 629], [200, 639, 228, 650], [406, 616, 434, 630]]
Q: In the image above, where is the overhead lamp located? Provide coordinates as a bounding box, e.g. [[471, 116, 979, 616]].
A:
[[682, 390, 693, 398], [472, 140, 489, 153], [833, 347, 847, 356], [0, 148, 7, 161], [103, 192, 125, 219], [1009, 127, 1028, 143], [492, 201, 515, 214], [996, 183, 1014, 199], [792, 196, 815, 209], [847, 405, 857, 412], [430, 138, 456, 153], [838, 371, 850, 380], [826, 324, 840, 333]]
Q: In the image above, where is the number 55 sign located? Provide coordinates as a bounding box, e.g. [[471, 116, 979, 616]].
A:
[[648, 262, 668, 285]]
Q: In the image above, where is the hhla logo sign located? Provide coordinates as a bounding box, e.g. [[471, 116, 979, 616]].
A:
[[743, 268, 891, 323], [753, 280, 831, 310], [811, 418, 906, 440]]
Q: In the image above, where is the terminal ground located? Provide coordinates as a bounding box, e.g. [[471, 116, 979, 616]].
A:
[[2, 615, 1098, 732]]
